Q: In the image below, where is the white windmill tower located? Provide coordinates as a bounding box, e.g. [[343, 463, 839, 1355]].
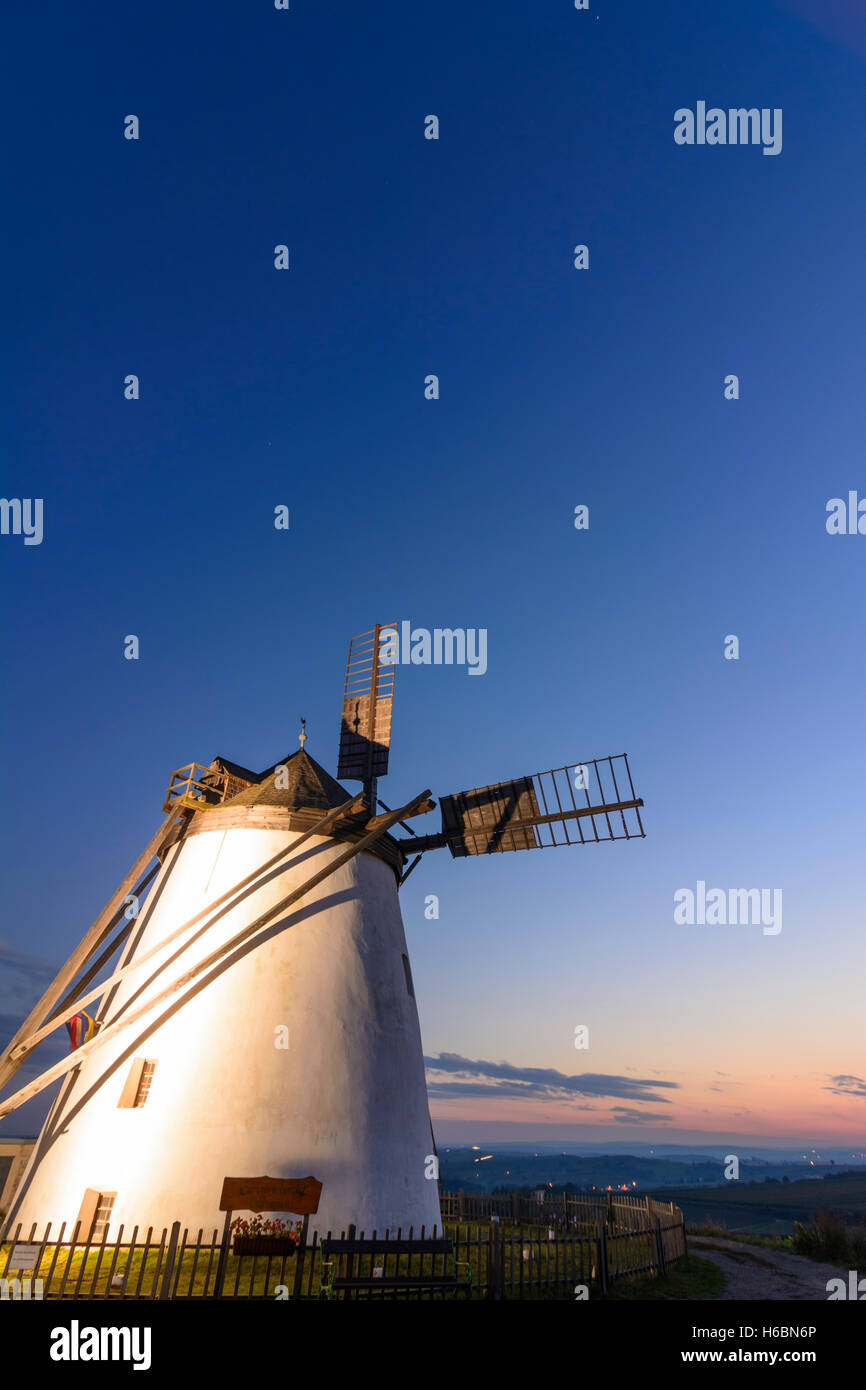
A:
[[0, 624, 645, 1245]]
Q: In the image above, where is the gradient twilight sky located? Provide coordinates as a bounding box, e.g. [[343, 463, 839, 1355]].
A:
[[1, 1, 864, 1149]]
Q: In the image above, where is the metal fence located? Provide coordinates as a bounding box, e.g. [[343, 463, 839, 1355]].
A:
[[0, 1192, 686, 1300]]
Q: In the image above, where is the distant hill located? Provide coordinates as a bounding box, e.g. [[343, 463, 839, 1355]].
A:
[[648, 1170, 866, 1222], [436, 1148, 859, 1194]]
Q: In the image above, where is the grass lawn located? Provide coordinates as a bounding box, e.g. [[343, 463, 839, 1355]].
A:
[[596, 1255, 725, 1301], [2, 1217, 687, 1299], [686, 1220, 792, 1253], [1, 1222, 600, 1299]]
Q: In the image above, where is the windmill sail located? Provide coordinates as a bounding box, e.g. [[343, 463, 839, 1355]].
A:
[[337, 624, 396, 783], [441, 776, 542, 855], [430, 755, 645, 857]]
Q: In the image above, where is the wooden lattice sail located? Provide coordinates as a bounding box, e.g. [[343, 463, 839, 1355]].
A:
[[337, 624, 396, 791]]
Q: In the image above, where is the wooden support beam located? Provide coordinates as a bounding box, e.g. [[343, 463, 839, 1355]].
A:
[[398, 854, 423, 888], [0, 811, 186, 1092], [496, 797, 645, 832], [359, 799, 436, 832], [403, 833, 448, 853], [0, 789, 430, 1120], [6, 793, 367, 1070], [46, 863, 160, 1023], [407, 796, 645, 855]]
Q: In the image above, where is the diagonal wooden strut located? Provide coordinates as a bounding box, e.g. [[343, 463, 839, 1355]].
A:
[[5, 793, 367, 1072], [0, 789, 433, 1121], [0, 811, 186, 1092], [46, 861, 161, 1022]]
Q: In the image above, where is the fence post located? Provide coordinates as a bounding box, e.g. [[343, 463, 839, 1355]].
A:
[[653, 1216, 667, 1277], [681, 1214, 688, 1259], [292, 1214, 310, 1300], [595, 1220, 609, 1295], [214, 1210, 232, 1298], [487, 1218, 498, 1300], [457, 1189, 464, 1221], [344, 1224, 356, 1301], [158, 1221, 181, 1300]]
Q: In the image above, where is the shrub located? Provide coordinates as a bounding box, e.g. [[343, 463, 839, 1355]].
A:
[[791, 1209, 865, 1264]]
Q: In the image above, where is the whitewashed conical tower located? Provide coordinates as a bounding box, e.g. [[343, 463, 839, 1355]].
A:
[[2, 623, 646, 1247], [6, 746, 441, 1238]]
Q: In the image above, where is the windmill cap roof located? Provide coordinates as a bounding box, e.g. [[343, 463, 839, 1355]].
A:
[[223, 748, 354, 812]]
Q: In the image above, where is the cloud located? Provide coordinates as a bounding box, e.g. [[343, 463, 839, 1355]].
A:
[[427, 1081, 554, 1100], [0, 1010, 69, 1075], [0, 940, 56, 985], [424, 1053, 678, 1105], [611, 1107, 674, 1125], [0, 941, 58, 1025], [826, 1075, 866, 1099]]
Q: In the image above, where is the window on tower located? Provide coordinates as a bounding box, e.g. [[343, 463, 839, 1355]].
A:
[[76, 1188, 117, 1242], [92, 1192, 116, 1240], [117, 1057, 158, 1108], [134, 1060, 157, 1106], [402, 953, 415, 998]]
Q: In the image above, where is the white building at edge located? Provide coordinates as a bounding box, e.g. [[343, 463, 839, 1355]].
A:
[[4, 749, 441, 1240]]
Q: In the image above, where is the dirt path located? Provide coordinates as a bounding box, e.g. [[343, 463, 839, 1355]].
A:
[[690, 1237, 846, 1301]]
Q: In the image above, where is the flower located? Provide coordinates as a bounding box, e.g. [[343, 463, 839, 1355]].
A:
[[230, 1214, 304, 1241]]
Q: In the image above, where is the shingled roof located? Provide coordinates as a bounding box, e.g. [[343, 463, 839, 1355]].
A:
[[222, 748, 354, 812]]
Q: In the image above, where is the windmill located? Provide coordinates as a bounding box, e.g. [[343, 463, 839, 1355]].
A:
[[0, 624, 644, 1242]]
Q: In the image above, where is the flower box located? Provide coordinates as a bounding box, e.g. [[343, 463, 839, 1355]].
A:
[[233, 1236, 297, 1257]]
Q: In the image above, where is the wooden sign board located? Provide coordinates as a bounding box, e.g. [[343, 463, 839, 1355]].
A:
[[219, 1175, 322, 1215]]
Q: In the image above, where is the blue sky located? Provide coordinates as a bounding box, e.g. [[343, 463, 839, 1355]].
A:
[[2, 0, 864, 1147]]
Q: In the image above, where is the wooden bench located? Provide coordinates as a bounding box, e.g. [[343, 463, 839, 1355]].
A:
[[320, 1235, 472, 1299]]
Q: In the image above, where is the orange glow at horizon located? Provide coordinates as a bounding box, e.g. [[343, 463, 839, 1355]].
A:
[[428, 1066, 866, 1143]]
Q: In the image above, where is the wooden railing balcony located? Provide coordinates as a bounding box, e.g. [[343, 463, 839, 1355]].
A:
[[162, 763, 252, 814]]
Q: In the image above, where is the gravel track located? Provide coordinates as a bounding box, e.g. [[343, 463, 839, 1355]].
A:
[[690, 1237, 847, 1300]]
